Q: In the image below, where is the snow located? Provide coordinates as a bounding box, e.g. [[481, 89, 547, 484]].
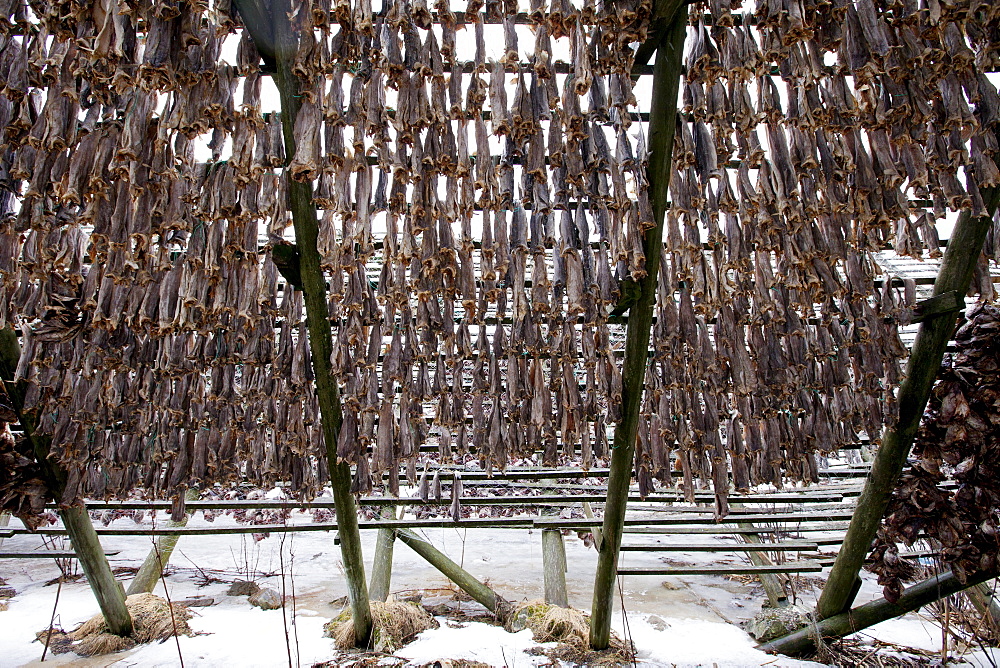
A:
[[0, 509, 996, 667], [397, 621, 549, 667]]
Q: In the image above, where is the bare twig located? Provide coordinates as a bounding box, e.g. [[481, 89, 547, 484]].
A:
[[153, 519, 186, 668], [40, 579, 62, 661]]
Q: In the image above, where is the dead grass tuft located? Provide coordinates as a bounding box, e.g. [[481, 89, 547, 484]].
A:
[[38, 593, 192, 657], [325, 598, 438, 652], [515, 600, 633, 666]]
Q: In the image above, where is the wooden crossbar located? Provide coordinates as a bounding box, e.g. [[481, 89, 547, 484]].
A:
[[67, 495, 849, 511], [0, 550, 121, 559], [619, 541, 820, 552], [623, 521, 852, 535], [617, 562, 825, 576], [534, 511, 856, 529]]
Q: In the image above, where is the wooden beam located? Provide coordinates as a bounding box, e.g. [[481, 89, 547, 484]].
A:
[[232, 0, 373, 645], [588, 2, 688, 650], [542, 529, 569, 607], [368, 506, 397, 602], [761, 569, 1000, 656], [126, 488, 200, 596], [815, 177, 1000, 621], [395, 528, 513, 624]]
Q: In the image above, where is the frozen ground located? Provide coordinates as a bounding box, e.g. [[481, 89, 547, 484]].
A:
[[0, 500, 996, 667]]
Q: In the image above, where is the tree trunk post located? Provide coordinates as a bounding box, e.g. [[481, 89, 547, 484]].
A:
[[231, 0, 373, 644], [369, 506, 397, 602], [761, 569, 1000, 656], [815, 180, 1000, 621], [542, 528, 569, 607], [1, 327, 133, 637], [589, 0, 687, 650], [126, 487, 200, 596]]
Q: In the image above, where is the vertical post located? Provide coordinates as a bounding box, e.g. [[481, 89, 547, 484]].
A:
[[126, 487, 200, 596], [815, 181, 1000, 621], [369, 506, 397, 602], [0, 327, 133, 637], [542, 528, 569, 607], [589, 2, 687, 650], [232, 0, 373, 644]]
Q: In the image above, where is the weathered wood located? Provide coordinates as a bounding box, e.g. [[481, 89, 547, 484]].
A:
[[232, 0, 373, 645], [910, 290, 966, 324], [395, 527, 512, 624], [369, 506, 397, 602], [1, 328, 133, 637], [966, 581, 1000, 635], [54, 491, 848, 511], [542, 529, 569, 607], [61, 505, 133, 635], [0, 550, 120, 559], [816, 178, 1000, 621], [543, 511, 856, 529], [623, 521, 852, 535], [619, 541, 819, 552], [0, 513, 9, 549], [762, 569, 1000, 656], [618, 562, 823, 576], [126, 488, 200, 596], [589, 0, 687, 650], [582, 502, 604, 550]]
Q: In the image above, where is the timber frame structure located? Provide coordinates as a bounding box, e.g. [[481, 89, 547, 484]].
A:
[[1, 0, 999, 656]]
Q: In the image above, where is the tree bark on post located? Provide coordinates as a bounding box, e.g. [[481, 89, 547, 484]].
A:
[[815, 180, 1000, 621], [761, 569, 1000, 656], [369, 506, 397, 602], [232, 0, 373, 645], [126, 487, 201, 596], [0, 328, 133, 637], [588, 0, 687, 650]]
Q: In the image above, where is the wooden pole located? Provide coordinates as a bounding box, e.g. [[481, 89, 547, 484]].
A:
[[395, 527, 512, 623], [126, 488, 200, 596], [760, 569, 1000, 656], [542, 529, 569, 607], [232, 0, 372, 644], [369, 506, 397, 602], [589, 1, 687, 650], [0, 327, 133, 637], [815, 181, 1000, 621], [966, 581, 1000, 635]]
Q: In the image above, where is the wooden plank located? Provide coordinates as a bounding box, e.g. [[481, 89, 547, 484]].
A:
[[65, 495, 850, 511], [618, 562, 824, 576], [12, 517, 536, 536], [537, 511, 856, 529], [623, 522, 852, 535], [0, 550, 121, 559], [619, 541, 819, 552]]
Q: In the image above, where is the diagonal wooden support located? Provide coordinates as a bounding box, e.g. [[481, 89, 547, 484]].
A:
[[762, 568, 1000, 656], [589, 0, 688, 650], [815, 180, 1000, 621], [232, 0, 373, 645], [396, 528, 513, 624]]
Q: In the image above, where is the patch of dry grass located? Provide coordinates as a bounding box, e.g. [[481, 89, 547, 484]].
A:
[[37, 593, 192, 657], [325, 598, 438, 652]]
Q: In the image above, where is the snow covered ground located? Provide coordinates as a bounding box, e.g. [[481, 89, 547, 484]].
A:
[[0, 501, 996, 667]]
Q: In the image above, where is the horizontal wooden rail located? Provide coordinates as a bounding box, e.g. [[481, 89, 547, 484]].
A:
[[0, 550, 121, 559], [619, 541, 819, 552], [66, 494, 849, 511], [618, 562, 824, 576]]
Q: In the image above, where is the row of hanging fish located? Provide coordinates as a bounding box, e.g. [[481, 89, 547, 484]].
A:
[[0, 0, 997, 518]]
